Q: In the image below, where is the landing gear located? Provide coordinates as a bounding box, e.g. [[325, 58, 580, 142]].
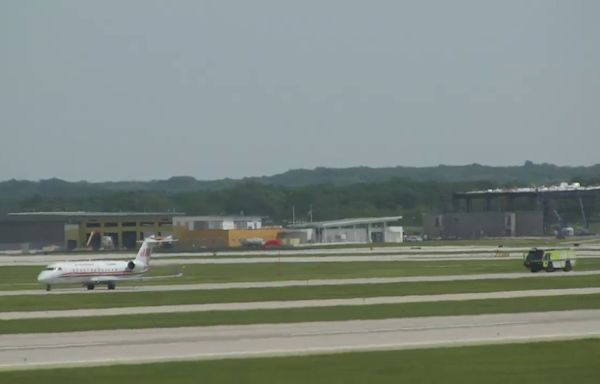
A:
[[86, 284, 95, 290], [107, 282, 116, 290], [46, 284, 51, 292]]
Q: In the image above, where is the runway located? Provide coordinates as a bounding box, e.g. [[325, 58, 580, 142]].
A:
[[3, 287, 600, 320], [3, 270, 600, 297], [2, 310, 600, 369]]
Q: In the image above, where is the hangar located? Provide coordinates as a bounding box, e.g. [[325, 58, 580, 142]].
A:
[[0, 212, 181, 251]]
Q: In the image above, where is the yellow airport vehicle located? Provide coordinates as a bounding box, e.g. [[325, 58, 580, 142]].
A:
[[523, 248, 576, 273]]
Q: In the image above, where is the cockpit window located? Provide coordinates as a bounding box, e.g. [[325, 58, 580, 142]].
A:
[[44, 267, 56, 271], [526, 250, 543, 261]]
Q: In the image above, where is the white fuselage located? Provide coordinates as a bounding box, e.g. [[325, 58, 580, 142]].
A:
[[37, 260, 147, 285]]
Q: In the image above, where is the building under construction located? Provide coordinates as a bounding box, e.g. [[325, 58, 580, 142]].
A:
[[424, 183, 600, 239]]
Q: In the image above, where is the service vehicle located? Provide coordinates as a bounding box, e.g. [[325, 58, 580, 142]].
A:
[[523, 248, 575, 272]]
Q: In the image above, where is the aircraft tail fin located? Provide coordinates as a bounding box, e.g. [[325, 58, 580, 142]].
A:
[[135, 236, 176, 265], [135, 238, 154, 265]]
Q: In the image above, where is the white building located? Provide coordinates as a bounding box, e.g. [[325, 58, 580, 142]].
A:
[[173, 216, 262, 231], [288, 216, 403, 244]]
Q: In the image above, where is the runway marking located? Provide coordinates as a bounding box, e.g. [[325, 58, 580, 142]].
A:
[[0, 342, 109, 352], [289, 320, 533, 337]]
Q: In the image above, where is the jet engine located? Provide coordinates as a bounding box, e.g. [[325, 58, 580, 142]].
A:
[[127, 260, 136, 270]]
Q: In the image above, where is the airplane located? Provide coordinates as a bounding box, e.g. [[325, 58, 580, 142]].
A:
[[37, 235, 176, 291]]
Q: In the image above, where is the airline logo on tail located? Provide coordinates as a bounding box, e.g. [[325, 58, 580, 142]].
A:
[[135, 235, 175, 266], [136, 241, 152, 265]]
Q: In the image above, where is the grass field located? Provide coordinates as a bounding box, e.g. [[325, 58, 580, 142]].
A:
[[3, 274, 600, 312], [3, 258, 600, 290], [2, 339, 600, 383], [3, 293, 600, 334]]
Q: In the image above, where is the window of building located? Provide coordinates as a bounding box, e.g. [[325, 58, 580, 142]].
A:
[[193, 221, 208, 230]]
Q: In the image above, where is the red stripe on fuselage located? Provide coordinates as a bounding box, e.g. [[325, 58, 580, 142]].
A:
[[58, 271, 147, 278]]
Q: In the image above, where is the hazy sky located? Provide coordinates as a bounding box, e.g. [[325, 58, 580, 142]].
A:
[[1, 0, 599, 181]]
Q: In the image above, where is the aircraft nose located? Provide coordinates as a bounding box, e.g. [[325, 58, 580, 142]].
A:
[[37, 271, 49, 283]]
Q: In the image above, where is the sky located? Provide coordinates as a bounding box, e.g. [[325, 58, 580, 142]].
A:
[[1, 0, 599, 182]]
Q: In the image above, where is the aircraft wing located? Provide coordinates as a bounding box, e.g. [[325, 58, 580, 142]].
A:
[[93, 271, 183, 283], [89, 275, 122, 283], [136, 272, 183, 280], [87, 263, 183, 283]]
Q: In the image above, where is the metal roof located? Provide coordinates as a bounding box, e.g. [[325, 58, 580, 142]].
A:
[[455, 183, 600, 198], [6, 211, 184, 220], [289, 216, 402, 229]]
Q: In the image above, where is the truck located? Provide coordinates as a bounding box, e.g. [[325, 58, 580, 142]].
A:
[[523, 248, 576, 272]]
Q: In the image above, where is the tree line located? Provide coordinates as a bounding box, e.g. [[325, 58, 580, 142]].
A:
[[2, 178, 599, 227], [1, 162, 599, 227]]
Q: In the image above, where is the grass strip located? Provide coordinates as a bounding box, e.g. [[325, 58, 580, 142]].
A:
[[2, 293, 600, 334], [3, 274, 600, 312], [2, 339, 600, 383]]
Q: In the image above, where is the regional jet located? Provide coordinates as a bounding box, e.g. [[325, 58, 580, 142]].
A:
[[37, 236, 175, 291]]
